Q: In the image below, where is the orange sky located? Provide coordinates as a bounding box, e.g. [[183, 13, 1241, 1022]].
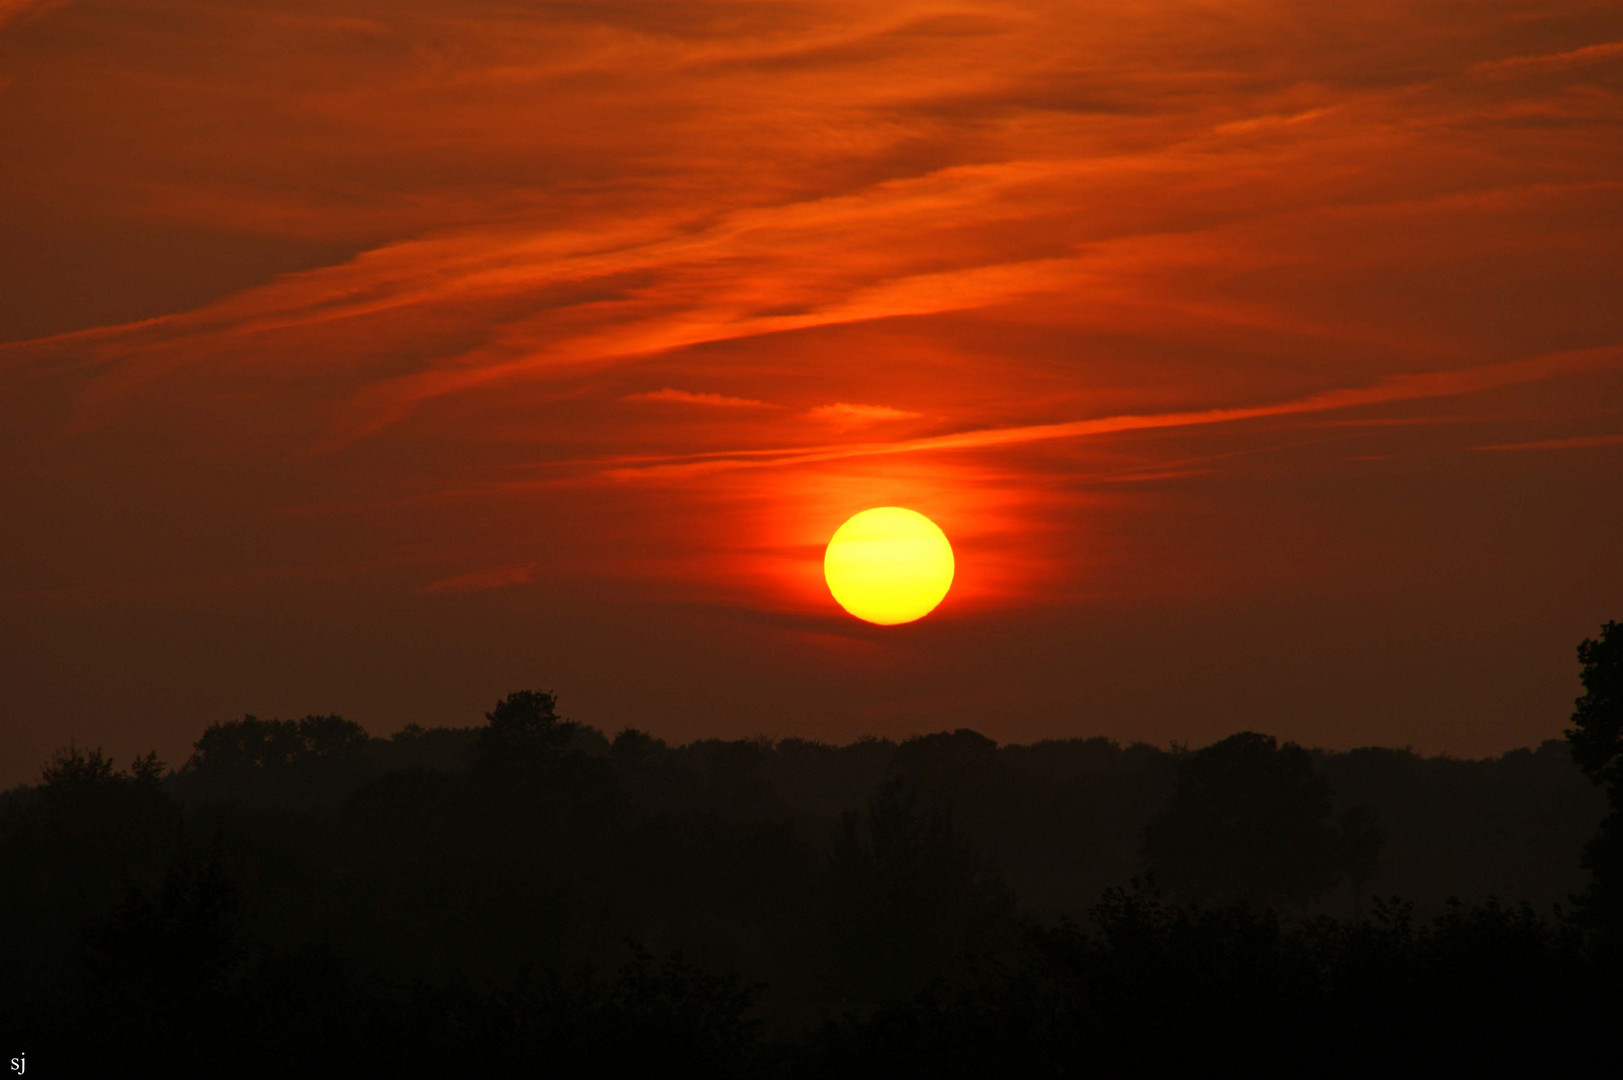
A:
[[3, 0, 1621, 781]]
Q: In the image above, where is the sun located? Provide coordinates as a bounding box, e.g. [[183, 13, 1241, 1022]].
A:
[[823, 507, 955, 625]]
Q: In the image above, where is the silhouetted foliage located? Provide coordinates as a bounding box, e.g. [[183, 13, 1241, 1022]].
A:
[[1141, 732, 1381, 908], [822, 774, 1017, 1002], [1321, 739, 1594, 912], [186, 714, 366, 771], [80, 852, 244, 1062], [174, 713, 371, 807], [479, 688, 577, 761], [1337, 803, 1384, 914], [1569, 621, 1623, 786], [1567, 621, 1623, 933], [40, 743, 119, 786], [1, 684, 1616, 1071], [791, 886, 1617, 1077], [0, 744, 181, 1024]]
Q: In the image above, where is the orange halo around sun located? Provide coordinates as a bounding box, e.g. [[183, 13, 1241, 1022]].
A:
[[823, 507, 955, 625]]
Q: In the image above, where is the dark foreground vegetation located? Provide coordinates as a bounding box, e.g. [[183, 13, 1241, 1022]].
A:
[[4, 622, 1623, 1075]]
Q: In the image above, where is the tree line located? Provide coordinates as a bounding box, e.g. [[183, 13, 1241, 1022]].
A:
[[2, 623, 1621, 1074]]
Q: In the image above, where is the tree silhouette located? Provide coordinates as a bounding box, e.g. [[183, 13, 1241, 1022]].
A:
[[0, 746, 179, 1027], [82, 853, 243, 1046], [822, 774, 1016, 1002], [40, 743, 119, 786], [3, 691, 1616, 1069], [479, 689, 577, 760], [1566, 621, 1623, 931], [1141, 732, 1380, 908], [1338, 803, 1384, 918], [187, 715, 345, 771], [176, 714, 369, 806], [1568, 622, 1623, 786]]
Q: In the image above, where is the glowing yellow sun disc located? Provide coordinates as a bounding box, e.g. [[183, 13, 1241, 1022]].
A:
[[823, 507, 955, 625]]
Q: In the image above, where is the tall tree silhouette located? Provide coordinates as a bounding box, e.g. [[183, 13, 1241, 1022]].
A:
[[1566, 621, 1623, 932], [1141, 732, 1380, 908], [822, 774, 1015, 1002]]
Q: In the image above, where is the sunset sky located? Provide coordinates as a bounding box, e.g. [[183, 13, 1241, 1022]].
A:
[[3, 0, 1621, 782]]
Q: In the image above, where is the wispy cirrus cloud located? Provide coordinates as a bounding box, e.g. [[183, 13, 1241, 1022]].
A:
[[1474, 39, 1623, 75], [420, 562, 538, 594], [808, 402, 922, 424], [597, 346, 1623, 480], [1473, 432, 1623, 452], [623, 388, 780, 409]]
